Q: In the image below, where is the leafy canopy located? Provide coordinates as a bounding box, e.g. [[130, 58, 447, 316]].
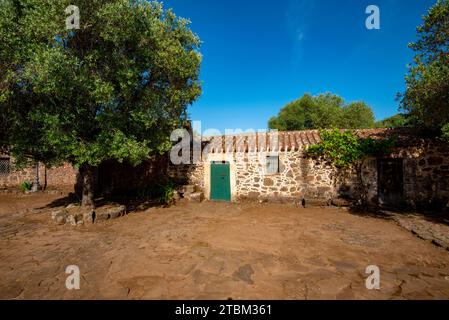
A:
[[375, 114, 409, 129], [307, 129, 395, 168], [399, 0, 449, 138], [269, 93, 375, 131], [0, 0, 202, 167]]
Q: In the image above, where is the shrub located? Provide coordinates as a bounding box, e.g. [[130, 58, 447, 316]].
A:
[[20, 181, 32, 192], [136, 181, 175, 204], [307, 129, 395, 167], [442, 123, 449, 143]]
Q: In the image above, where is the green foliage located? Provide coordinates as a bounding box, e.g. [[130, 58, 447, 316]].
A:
[[375, 114, 409, 128], [0, 0, 202, 168], [307, 130, 361, 167], [399, 0, 449, 132], [307, 129, 395, 167], [341, 102, 376, 129], [442, 123, 449, 143], [20, 181, 32, 192], [136, 181, 175, 204], [269, 93, 375, 131]]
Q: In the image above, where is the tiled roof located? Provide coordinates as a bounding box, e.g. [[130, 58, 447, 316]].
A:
[[202, 130, 321, 153], [201, 128, 420, 154]]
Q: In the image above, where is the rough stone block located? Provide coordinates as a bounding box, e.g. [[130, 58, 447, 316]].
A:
[[82, 210, 95, 224], [263, 178, 274, 187], [248, 192, 260, 199], [96, 205, 126, 221], [66, 215, 77, 227], [304, 198, 331, 207], [51, 209, 67, 225], [188, 192, 205, 203], [183, 185, 195, 194], [331, 198, 352, 207], [173, 191, 182, 202], [108, 205, 126, 219]]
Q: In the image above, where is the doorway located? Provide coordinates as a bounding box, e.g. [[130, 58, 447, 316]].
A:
[[377, 158, 404, 208], [210, 161, 231, 202]]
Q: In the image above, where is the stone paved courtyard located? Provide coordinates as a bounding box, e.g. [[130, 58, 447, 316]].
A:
[[1, 193, 449, 300]]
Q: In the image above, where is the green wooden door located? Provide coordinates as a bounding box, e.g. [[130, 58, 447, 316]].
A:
[[210, 162, 231, 202]]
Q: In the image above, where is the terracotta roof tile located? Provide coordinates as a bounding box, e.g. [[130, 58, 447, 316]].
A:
[[202, 130, 322, 153], [201, 128, 431, 154]]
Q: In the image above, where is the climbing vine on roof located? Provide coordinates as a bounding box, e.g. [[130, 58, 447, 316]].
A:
[[306, 129, 396, 168]]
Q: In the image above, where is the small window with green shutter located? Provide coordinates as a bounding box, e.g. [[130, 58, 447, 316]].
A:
[[266, 155, 279, 175]]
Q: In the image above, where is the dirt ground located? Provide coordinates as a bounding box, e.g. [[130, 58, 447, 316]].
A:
[[1, 193, 449, 300]]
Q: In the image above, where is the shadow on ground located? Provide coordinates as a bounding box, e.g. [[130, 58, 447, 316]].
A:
[[348, 204, 449, 227], [39, 193, 166, 213]]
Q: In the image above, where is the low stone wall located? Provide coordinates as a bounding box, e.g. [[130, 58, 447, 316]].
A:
[[51, 203, 127, 226], [0, 159, 77, 191], [46, 163, 78, 190]]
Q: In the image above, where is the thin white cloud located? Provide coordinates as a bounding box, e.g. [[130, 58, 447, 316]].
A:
[[285, 0, 316, 64]]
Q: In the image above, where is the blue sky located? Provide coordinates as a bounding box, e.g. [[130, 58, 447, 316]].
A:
[[163, 0, 436, 132]]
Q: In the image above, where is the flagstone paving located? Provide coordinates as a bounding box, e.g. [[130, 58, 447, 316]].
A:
[[1, 194, 449, 300]]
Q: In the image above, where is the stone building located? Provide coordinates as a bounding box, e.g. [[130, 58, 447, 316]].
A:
[[1, 129, 449, 211], [167, 128, 449, 210]]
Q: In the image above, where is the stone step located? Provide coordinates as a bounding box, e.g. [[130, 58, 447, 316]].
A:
[[185, 192, 205, 203]]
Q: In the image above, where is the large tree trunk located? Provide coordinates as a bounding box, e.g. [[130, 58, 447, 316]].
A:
[[80, 164, 95, 208]]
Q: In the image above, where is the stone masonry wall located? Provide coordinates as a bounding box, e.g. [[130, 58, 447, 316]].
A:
[[0, 159, 77, 191], [233, 151, 337, 202], [391, 141, 449, 210], [170, 139, 449, 210], [167, 163, 204, 189], [166, 150, 372, 204], [329, 141, 449, 210]]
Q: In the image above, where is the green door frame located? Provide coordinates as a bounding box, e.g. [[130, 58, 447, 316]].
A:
[[210, 161, 231, 202]]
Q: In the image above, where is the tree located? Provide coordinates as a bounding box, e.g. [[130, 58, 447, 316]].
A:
[[268, 93, 375, 131], [340, 102, 376, 130], [0, 0, 62, 190], [375, 114, 408, 128], [0, 0, 202, 207], [399, 0, 449, 135]]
